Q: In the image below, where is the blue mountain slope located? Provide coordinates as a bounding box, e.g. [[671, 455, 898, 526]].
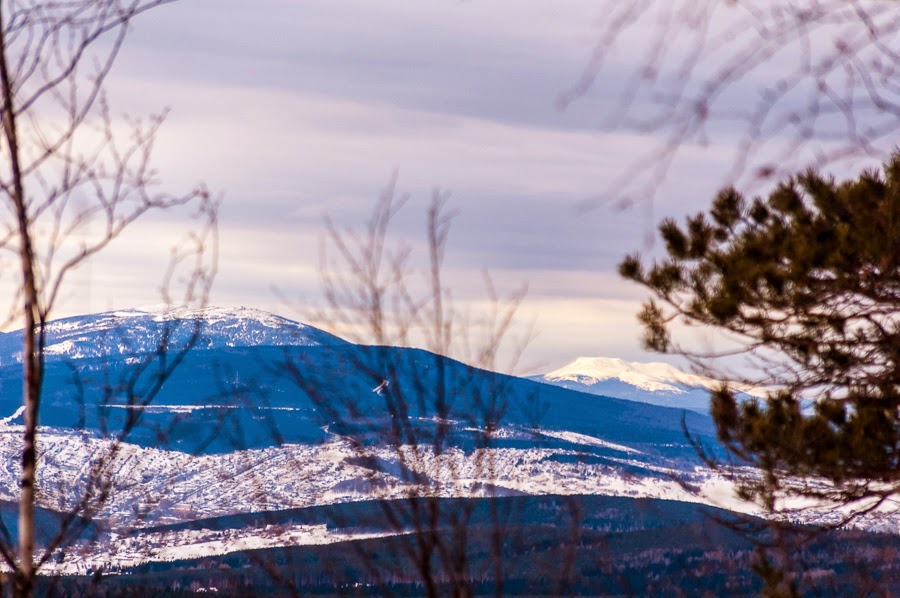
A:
[[0, 346, 716, 460]]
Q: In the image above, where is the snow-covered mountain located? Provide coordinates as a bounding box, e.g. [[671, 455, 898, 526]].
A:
[[0, 306, 346, 364], [532, 356, 766, 413], [0, 307, 858, 590]]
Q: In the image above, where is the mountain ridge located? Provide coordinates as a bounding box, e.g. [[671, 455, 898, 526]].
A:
[[0, 306, 346, 364]]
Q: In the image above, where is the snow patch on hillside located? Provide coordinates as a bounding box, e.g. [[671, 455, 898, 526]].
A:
[[0, 406, 24, 427], [538, 429, 643, 455], [43, 339, 77, 355]]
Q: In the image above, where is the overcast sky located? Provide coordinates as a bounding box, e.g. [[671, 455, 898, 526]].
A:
[[35, 0, 878, 373]]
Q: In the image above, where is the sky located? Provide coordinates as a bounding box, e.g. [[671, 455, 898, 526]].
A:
[[25, 0, 886, 374]]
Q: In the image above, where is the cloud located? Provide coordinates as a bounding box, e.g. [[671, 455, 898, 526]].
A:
[[12, 0, 760, 371]]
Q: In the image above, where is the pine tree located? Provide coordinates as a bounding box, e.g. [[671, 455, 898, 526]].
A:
[[620, 153, 900, 519]]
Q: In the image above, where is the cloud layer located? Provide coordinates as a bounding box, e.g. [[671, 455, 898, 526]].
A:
[[13, 0, 781, 370]]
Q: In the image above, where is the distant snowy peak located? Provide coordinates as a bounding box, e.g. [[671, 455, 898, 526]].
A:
[[0, 306, 347, 363], [535, 356, 766, 413], [543, 357, 727, 394]]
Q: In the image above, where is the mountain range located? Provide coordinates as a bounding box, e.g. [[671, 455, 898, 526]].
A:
[[0, 306, 888, 595]]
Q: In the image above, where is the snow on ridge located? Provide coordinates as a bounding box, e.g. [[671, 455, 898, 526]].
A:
[[543, 356, 767, 397], [0, 306, 342, 363], [130, 305, 302, 329], [29, 306, 311, 338]]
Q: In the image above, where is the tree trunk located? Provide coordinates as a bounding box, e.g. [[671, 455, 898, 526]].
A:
[[0, 5, 41, 595]]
